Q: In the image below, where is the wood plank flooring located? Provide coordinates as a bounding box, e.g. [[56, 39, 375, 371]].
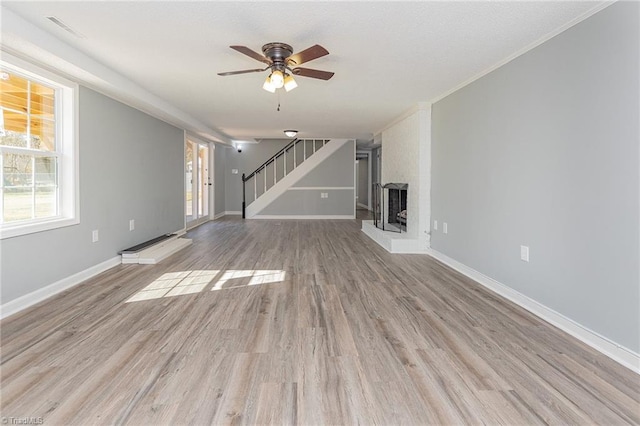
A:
[[1, 216, 638, 425]]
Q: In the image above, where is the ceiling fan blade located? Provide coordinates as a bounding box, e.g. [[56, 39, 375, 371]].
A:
[[218, 68, 267, 76], [229, 45, 271, 64], [287, 44, 329, 66], [292, 67, 334, 80]]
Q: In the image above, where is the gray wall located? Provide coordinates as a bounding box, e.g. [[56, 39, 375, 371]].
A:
[[214, 144, 226, 215], [224, 139, 291, 212], [261, 140, 355, 216], [431, 2, 639, 352], [292, 141, 354, 188], [259, 190, 354, 216], [1, 87, 184, 304]]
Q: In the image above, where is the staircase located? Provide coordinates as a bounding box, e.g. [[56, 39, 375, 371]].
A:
[[242, 138, 350, 218]]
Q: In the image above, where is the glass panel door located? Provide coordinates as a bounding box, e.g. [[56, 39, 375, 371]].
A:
[[185, 140, 194, 224], [186, 138, 212, 228], [198, 144, 209, 219]]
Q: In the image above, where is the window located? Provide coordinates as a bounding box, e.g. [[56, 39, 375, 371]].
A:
[[0, 53, 78, 239]]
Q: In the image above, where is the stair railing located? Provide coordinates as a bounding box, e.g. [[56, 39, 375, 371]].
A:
[[241, 138, 329, 218]]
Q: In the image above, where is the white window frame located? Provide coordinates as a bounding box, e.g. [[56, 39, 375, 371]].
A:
[[0, 52, 79, 239]]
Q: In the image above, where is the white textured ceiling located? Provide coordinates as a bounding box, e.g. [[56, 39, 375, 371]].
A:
[[4, 1, 602, 142]]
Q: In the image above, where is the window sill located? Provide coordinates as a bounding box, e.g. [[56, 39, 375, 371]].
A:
[[0, 217, 79, 240]]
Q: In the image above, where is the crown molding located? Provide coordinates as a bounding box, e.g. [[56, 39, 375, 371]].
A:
[[375, 102, 431, 136], [428, 1, 615, 105]]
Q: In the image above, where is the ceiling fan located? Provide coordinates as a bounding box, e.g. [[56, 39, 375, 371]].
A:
[[218, 42, 334, 92]]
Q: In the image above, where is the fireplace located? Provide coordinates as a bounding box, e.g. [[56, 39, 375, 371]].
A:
[[387, 185, 407, 225], [373, 183, 408, 233]]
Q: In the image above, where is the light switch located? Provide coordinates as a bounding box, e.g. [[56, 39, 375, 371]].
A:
[[520, 245, 530, 262], [433, 220, 438, 231], [443, 222, 448, 234], [92, 229, 99, 243]]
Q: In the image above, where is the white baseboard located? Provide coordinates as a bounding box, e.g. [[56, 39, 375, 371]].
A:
[[211, 211, 241, 220], [427, 249, 640, 374], [250, 215, 355, 220], [356, 202, 371, 210], [0, 256, 121, 320], [289, 187, 354, 190]]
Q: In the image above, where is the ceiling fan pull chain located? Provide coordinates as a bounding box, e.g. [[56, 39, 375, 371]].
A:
[[277, 91, 281, 111]]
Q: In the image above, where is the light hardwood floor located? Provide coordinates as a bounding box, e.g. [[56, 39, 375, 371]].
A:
[[1, 217, 638, 425]]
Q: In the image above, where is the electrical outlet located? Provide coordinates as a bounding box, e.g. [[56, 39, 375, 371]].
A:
[[443, 222, 448, 234], [129, 219, 135, 231], [320, 192, 328, 198], [92, 229, 99, 243], [231, 169, 238, 174], [520, 245, 530, 262], [433, 220, 438, 231]]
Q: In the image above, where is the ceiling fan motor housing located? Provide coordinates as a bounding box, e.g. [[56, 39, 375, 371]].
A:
[[262, 42, 293, 65]]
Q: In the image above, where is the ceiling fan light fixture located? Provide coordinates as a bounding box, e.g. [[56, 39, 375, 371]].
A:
[[284, 130, 298, 138], [270, 70, 285, 88], [219, 43, 334, 94], [262, 76, 276, 93], [284, 74, 297, 92]]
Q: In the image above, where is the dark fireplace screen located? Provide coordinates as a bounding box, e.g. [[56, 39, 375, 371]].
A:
[[373, 183, 408, 233]]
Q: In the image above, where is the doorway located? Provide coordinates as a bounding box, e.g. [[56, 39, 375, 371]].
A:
[[186, 137, 213, 229], [355, 151, 373, 221], [356, 151, 372, 210]]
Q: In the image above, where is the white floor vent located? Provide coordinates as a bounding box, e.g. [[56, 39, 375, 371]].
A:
[[120, 234, 192, 264]]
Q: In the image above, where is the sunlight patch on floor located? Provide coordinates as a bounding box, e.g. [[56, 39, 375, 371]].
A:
[[211, 270, 286, 291], [126, 269, 286, 302], [126, 270, 219, 302]]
